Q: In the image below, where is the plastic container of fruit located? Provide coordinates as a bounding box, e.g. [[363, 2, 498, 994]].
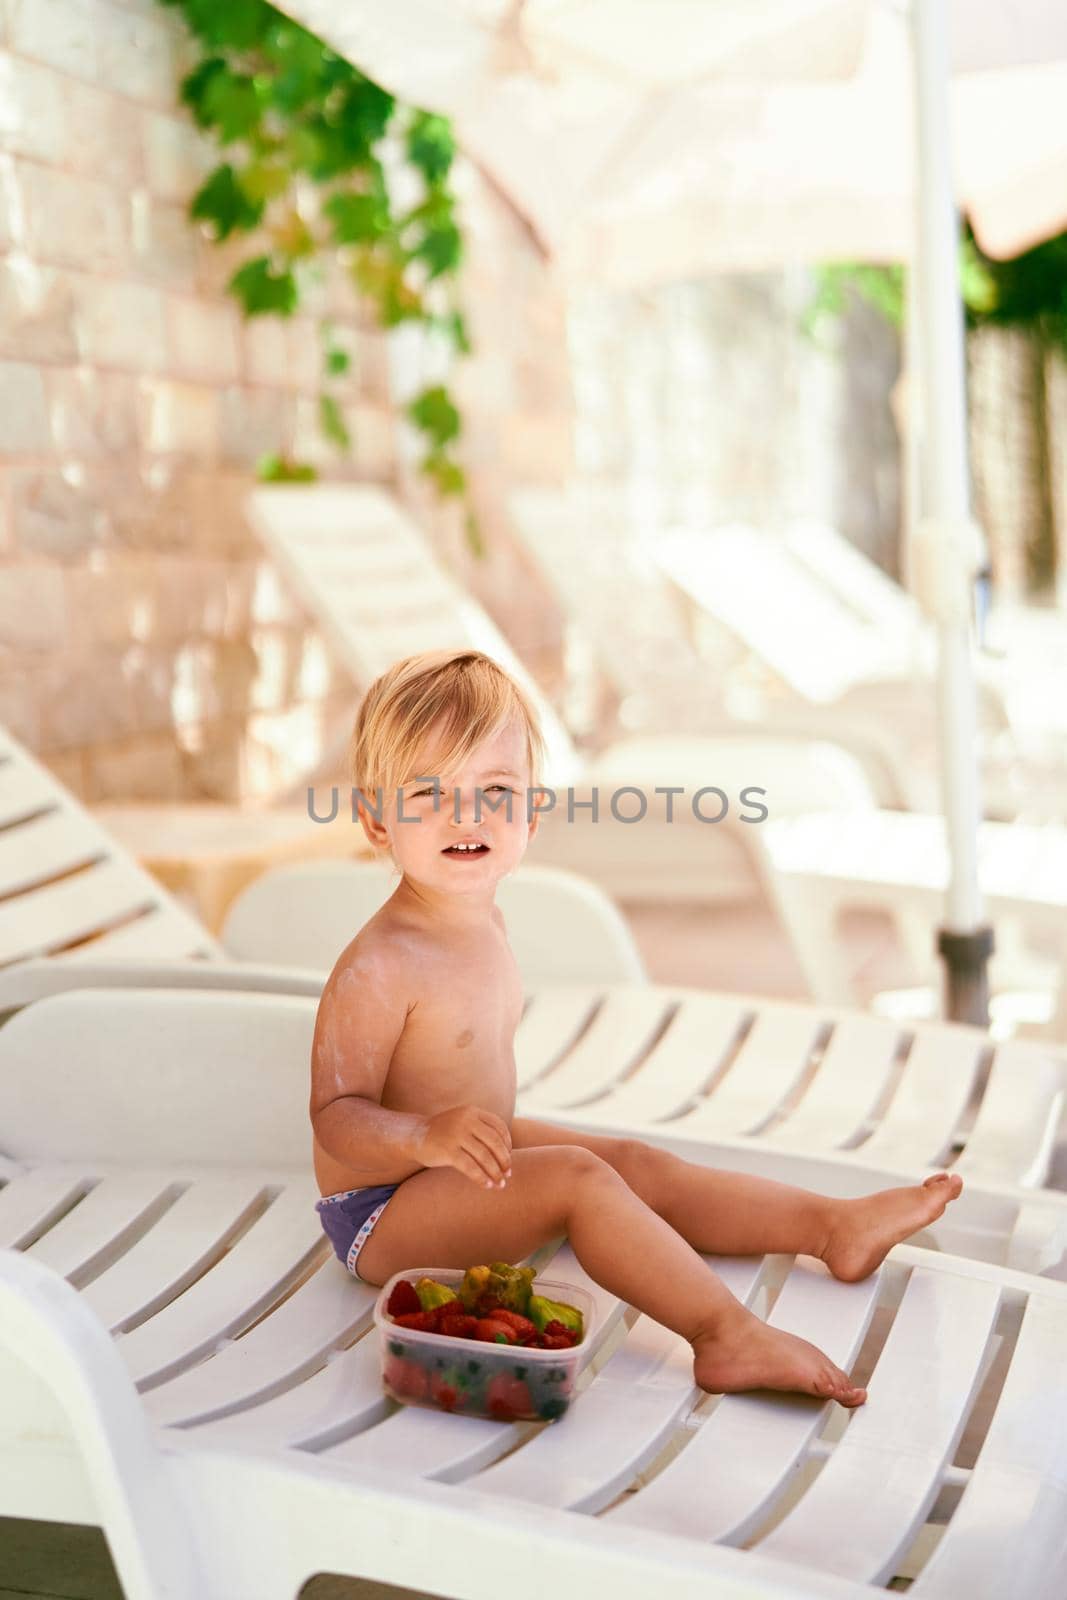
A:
[[374, 1267, 596, 1423]]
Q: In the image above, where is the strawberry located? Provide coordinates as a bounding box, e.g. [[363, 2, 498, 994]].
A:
[[473, 1317, 518, 1344], [541, 1331, 574, 1350], [543, 1320, 577, 1346], [430, 1371, 465, 1411], [439, 1312, 479, 1339], [392, 1308, 442, 1334], [386, 1279, 421, 1317], [485, 1371, 533, 1421], [384, 1356, 429, 1401], [484, 1309, 538, 1342]]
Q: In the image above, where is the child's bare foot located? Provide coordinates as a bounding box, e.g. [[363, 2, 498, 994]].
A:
[[821, 1172, 964, 1283], [692, 1307, 866, 1408]]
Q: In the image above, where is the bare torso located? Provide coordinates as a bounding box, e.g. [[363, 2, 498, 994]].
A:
[[312, 901, 524, 1195]]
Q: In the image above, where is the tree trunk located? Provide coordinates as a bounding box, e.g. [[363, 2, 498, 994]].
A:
[[968, 324, 1056, 601]]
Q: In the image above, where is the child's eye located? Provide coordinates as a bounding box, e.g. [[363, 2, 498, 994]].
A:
[[488, 784, 513, 792], [410, 788, 435, 798]]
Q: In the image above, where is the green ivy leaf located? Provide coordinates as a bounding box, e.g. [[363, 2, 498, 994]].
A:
[[229, 256, 298, 317], [325, 347, 350, 375], [169, 0, 270, 50], [411, 218, 462, 280], [400, 190, 462, 280], [352, 254, 426, 325], [269, 209, 315, 259], [201, 67, 266, 143], [257, 452, 318, 482], [189, 164, 264, 239], [407, 385, 461, 448], [180, 57, 229, 126], [421, 451, 466, 497], [242, 160, 291, 202], [324, 192, 388, 244], [319, 393, 351, 449], [406, 111, 454, 186], [463, 509, 485, 559], [261, 18, 328, 112]]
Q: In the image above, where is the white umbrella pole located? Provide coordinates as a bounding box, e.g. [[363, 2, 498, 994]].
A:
[[910, 0, 993, 1025]]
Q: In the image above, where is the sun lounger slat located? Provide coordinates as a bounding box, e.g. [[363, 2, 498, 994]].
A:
[[472, 1257, 766, 1511], [117, 1182, 325, 1386], [144, 1262, 376, 1427], [955, 1042, 1064, 1187], [910, 1292, 1067, 1600], [26, 1171, 178, 1280], [514, 986, 601, 1090], [581, 994, 752, 1123], [58, 904, 215, 961], [191, 1330, 388, 1449], [0, 856, 164, 964], [858, 1031, 986, 1169], [0, 806, 104, 895], [607, 1259, 882, 1543], [0, 758, 59, 827], [518, 990, 676, 1109], [757, 1013, 905, 1151], [83, 1178, 270, 1332], [0, 1168, 89, 1248], [760, 1271, 1001, 1584], [677, 1006, 828, 1137]]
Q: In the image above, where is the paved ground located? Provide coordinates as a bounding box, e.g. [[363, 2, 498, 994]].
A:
[[0, 892, 1053, 1598]]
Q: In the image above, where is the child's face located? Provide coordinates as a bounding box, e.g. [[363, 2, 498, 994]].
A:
[[361, 715, 539, 895]]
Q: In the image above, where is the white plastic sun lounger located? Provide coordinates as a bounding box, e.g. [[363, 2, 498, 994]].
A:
[[757, 808, 1067, 1040], [5, 718, 1066, 1256], [508, 489, 1021, 816], [2, 988, 1067, 1600], [245, 483, 882, 905]]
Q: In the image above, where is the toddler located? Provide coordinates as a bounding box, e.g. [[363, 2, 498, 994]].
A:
[[311, 648, 962, 1406]]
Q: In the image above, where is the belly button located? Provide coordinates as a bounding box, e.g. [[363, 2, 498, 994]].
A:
[[455, 1028, 474, 1048]]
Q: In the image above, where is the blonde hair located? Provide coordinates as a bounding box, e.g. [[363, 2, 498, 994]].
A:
[[349, 650, 546, 820]]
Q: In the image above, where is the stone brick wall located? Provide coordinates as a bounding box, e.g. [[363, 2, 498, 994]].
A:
[[0, 0, 574, 801]]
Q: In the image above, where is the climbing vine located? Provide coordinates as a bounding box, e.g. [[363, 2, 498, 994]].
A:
[[158, 0, 477, 545]]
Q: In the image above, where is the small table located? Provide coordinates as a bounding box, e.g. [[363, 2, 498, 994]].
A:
[[93, 799, 372, 934], [760, 808, 1067, 1023]]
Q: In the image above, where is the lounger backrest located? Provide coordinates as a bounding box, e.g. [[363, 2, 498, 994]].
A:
[[221, 858, 648, 986], [246, 485, 581, 786], [783, 518, 922, 636], [0, 729, 218, 969], [655, 524, 906, 703], [0, 988, 313, 1166], [509, 487, 710, 709]]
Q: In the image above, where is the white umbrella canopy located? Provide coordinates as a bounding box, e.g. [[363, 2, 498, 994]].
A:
[[280, 0, 1067, 279], [561, 10, 1067, 286]]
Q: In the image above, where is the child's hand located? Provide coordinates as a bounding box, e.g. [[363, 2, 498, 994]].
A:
[[416, 1105, 513, 1189]]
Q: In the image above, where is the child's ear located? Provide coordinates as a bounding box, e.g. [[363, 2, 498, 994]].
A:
[[356, 800, 390, 854]]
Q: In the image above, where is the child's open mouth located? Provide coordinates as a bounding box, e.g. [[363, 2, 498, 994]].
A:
[[442, 843, 490, 859]]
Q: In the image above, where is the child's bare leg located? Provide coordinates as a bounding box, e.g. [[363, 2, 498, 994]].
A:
[[652, 1161, 964, 1282], [356, 1143, 867, 1407], [511, 1119, 963, 1282]]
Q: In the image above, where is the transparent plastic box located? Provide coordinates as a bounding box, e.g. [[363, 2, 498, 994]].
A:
[[374, 1266, 596, 1423]]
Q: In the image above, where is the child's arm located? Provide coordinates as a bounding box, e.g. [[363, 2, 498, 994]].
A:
[[310, 954, 425, 1177], [310, 953, 512, 1187]]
